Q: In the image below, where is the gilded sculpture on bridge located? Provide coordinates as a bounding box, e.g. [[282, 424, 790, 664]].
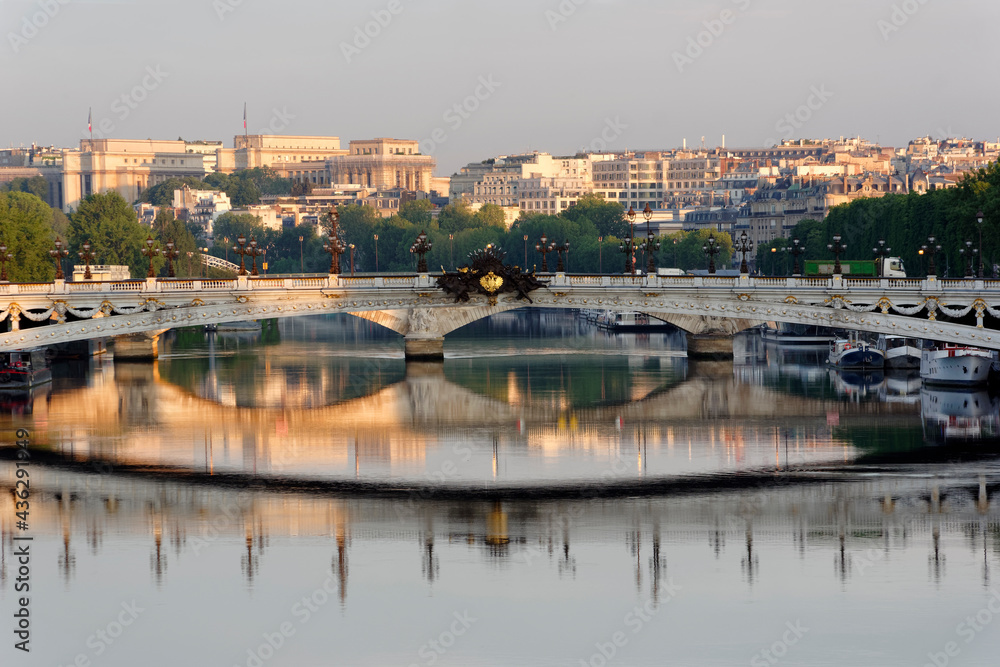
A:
[[437, 245, 546, 306]]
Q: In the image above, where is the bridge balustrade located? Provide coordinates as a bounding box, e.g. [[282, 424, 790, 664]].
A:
[[160, 280, 195, 291], [67, 282, 104, 292], [108, 282, 143, 292]]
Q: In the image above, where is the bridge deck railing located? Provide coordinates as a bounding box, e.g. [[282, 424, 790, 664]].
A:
[[0, 274, 998, 297]]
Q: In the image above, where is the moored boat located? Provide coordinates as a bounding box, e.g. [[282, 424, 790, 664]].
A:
[[877, 335, 922, 370], [828, 335, 884, 370], [595, 311, 675, 333], [920, 343, 996, 386], [0, 349, 53, 390], [762, 322, 837, 345]]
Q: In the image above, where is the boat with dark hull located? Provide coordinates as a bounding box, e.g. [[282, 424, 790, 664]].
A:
[[828, 336, 885, 371], [0, 350, 52, 390]]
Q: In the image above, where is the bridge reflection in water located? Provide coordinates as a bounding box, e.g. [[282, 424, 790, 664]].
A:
[[1, 337, 934, 485]]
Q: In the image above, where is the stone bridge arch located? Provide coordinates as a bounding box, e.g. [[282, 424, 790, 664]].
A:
[[350, 304, 526, 359]]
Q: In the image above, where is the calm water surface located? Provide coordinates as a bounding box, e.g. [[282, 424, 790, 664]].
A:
[[1, 310, 999, 666]]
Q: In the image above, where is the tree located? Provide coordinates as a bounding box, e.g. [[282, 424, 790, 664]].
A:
[[290, 180, 314, 196], [560, 193, 627, 238], [69, 191, 154, 278], [657, 229, 734, 272], [210, 212, 265, 262], [472, 203, 507, 229], [0, 192, 57, 281], [437, 200, 475, 233], [138, 176, 212, 206], [399, 199, 434, 226], [153, 209, 201, 277], [50, 207, 71, 237], [1, 176, 49, 202]]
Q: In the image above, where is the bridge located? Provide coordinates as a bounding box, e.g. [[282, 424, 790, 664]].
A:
[[2, 271, 1000, 358]]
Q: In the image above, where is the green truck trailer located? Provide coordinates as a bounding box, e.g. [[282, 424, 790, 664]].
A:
[[803, 257, 906, 278]]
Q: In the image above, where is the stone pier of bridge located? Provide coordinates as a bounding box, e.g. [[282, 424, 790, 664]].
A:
[[112, 330, 168, 361], [644, 312, 765, 360]]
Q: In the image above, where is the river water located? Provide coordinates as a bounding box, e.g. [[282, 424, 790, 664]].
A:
[[1, 310, 999, 666]]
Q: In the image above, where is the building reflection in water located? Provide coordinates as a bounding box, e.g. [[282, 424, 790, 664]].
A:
[[3, 344, 966, 489]]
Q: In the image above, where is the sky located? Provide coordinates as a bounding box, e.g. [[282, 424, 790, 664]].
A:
[[2, 0, 999, 176]]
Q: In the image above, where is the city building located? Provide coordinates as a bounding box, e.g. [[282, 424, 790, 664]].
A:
[[61, 139, 210, 211], [173, 186, 232, 235], [216, 135, 347, 174], [326, 139, 435, 192]]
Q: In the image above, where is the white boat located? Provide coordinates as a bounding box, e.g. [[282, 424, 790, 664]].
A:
[[921, 387, 1000, 442], [877, 335, 922, 370], [828, 335, 884, 370], [919, 343, 996, 386]]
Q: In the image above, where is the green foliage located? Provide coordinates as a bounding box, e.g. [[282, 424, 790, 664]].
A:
[[1, 176, 49, 201], [204, 167, 291, 206], [153, 209, 202, 277], [212, 212, 264, 243], [437, 200, 475, 233], [559, 193, 627, 238], [0, 192, 57, 281], [655, 229, 734, 272], [766, 164, 1000, 278], [138, 177, 212, 206], [50, 208, 70, 238], [69, 191, 157, 279], [471, 203, 507, 229], [399, 199, 434, 226]]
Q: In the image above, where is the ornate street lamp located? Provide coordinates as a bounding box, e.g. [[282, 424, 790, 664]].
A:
[[373, 234, 379, 273], [703, 233, 720, 275], [790, 238, 805, 276], [872, 239, 890, 278], [624, 204, 637, 274], [78, 241, 96, 280], [246, 236, 263, 276], [298, 235, 304, 273], [0, 243, 12, 283], [920, 236, 941, 277], [162, 239, 180, 278], [598, 236, 603, 273], [522, 234, 528, 269], [827, 234, 846, 275], [451, 233, 456, 270], [50, 237, 70, 280], [554, 241, 570, 272], [349, 244, 356, 275], [735, 230, 754, 275], [536, 233, 554, 272], [959, 239, 977, 278], [641, 229, 660, 275], [977, 211, 985, 278], [141, 237, 159, 279], [232, 234, 249, 276], [321, 208, 346, 275], [410, 230, 433, 273]]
